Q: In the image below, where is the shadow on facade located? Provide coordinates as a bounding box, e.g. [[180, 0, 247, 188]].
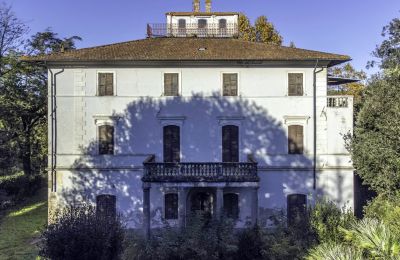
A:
[[59, 93, 316, 228]]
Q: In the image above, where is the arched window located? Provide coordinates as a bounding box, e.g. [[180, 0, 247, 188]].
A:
[[223, 193, 239, 219], [96, 194, 116, 219], [287, 194, 307, 226], [222, 125, 239, 162], [163, 125, 180, 162], [288, 125, 304, 154], [165, 193, 178, 220], [98, 125, 114, 155]]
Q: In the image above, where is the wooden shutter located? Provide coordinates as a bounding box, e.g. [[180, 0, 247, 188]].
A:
[[287, 194, 306, 226], [222, 125, 239, 162], [163, 125, 180, 162], [223, 73, 238, 96], [223, 193, 239, 219], [165, 193, 178, 219], [98, 73, 114, 96], [288, 73, 303, 96], [288, 125, 303, 154], [96, 194, 116, 219], [164, 73, 179, 96], [99, 125, 114, 155]]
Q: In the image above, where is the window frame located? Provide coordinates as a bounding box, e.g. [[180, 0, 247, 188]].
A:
[[221, 72, 239, 97], [163, 125, 181, 163], [288, 125, 304, 155], [222, 124, 240, 162], [96, 194, 117, 219], [287, 71, 305, 96], [164, 193, 179, 220], [97, 124, 115, 155], [284, 116, 309, 155], [162, 72, 181, 96], [96, 71, 117, 96], [287, 193, 307, 226], [223, 193, 239, 220]]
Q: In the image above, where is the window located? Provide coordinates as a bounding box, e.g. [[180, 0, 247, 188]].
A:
[[288, 73, 303, 96], [165, 193, 178, 220], [198, 19, 207, 29], [178, 19, 186, 35], [96, 194, 116, 219], [164, 73, 179, 96], [163, 125, 180, 162], [219, 19, 227, 29], [223, 73, 238, 96], [222, 125, 239, 162], [224, 193, 239, 219], [99, 125, 114, 155], [288, 125, 304, 154], [287, 194, 307, 226], [98, 72, 114, 96]]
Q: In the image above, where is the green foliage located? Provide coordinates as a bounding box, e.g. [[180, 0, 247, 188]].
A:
[[348, 72, 400, 196], [310, 199, 355, 244], [39, 204, 125, 260], [306, 243, 363, 260], [0, 172, 42, 204], [239, 14, 283, 45]]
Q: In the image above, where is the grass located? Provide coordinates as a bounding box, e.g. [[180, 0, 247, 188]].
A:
[[0, 188, 47, 260]]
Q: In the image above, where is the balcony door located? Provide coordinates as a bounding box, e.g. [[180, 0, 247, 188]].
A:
[[222, 125, 239, 162], [163, 125, 180, 163]]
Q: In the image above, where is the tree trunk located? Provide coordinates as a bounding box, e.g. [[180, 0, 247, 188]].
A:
[[21, 132, 32, 175]]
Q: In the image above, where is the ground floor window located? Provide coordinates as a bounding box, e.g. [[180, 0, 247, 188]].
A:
[[287, 194, 307, 225], [223, 193, 239, 219], [96, 194, 116, 219], [165, 193, 178, 220]]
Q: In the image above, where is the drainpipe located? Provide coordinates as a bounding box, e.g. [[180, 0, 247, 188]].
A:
[[313, 60, 323, 190], [49, 68, 64, 192]]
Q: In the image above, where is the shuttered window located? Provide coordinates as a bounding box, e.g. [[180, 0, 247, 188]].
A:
[[222, 125, 239, 162], [288, 73, 303, 96], [164, 73, 179, 96], [223, 73, 238, 96], [288, 125, 304, 154], [287, 194, 307, 226], [163, 125, 180, 162], [165, 193, 178, 220], [98, 73, 114, 96], [96, 194, 116, 219], [99, 125, 114, 155], [224, 193, 239, 219]]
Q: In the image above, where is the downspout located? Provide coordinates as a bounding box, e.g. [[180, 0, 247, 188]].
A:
[[49, 68, 64, 192], [313, 60, 323, 190]]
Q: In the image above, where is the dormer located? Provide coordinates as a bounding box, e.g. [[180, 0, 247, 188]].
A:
[[147, 0, 239, 38]]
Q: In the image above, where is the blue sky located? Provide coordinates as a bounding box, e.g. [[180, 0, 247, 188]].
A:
[[5, 0, 400, 74]]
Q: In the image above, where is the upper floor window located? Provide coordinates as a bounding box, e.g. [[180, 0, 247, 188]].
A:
[[165, 193, 178, 220], [288, 73, 304, 96], [224, 193, 239, 219], [288, 125, 304, 154], [98, 72, 114, 96], [96, 194, 116, 219], [198, 19, 207, 29], [163, 125, 180, 162], [99, 125, 114, 155], [178, 19, 186, 35], [223, 73, 238, 96], [222, 125, 239, 162], [219, 19, 227, 29], [287, 194, 307, 226], [164, 73, 179, 96]]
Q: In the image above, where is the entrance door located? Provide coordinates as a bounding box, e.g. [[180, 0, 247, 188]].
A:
[[190, 192, 213, 218]]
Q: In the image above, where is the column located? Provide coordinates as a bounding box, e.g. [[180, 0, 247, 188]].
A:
[[178, 188, 187, 228], [215, 187, 224, 220], [251, 187, 259, 226], [143, 183, 151, 238]]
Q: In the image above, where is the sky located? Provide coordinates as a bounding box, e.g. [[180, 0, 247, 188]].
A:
[[4, 0, 400, 74]]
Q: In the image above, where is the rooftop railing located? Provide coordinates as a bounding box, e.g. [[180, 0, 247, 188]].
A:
[[327, 96, 353, 108], [147, 23, 239, 38], [142, 156, 258, 182]]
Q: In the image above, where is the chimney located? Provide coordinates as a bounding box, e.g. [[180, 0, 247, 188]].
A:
[[205, 0, 212, 13], [193, 0, 200, 12]]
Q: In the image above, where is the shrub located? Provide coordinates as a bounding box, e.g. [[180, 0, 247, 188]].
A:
[[310, 199, 355, 244], [306, 243, 363, 260], [0, 172, 42, 198], [39, 204, 125, 260]]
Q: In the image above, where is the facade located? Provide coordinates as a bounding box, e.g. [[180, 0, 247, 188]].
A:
[[27, 1, 355, 232]]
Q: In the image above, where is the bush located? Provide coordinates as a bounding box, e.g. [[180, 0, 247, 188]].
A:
[[0, 172, 42, 198], [306, 243, 363, 260], [39, 204, 125, 260]]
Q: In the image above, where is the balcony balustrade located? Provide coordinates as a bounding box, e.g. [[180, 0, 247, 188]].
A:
[[327, 96, 353, 108], [142, 156, 258, 182], [147, 23, 239, 38]]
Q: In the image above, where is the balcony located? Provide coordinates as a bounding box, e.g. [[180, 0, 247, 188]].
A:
[[147, 23, 239, 38], [327, 96, 353, 108], [142, 155, 258, 182]]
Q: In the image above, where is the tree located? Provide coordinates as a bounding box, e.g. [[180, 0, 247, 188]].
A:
[[239, 14, 283, 45]]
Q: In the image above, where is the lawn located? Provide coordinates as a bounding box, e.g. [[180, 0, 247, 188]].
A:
[[0, 188, 47, 260]]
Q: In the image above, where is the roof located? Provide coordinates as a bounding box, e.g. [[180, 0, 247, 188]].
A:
[[22, 38, 351, 67], [327, 75, 360, 85], [166, 12, 239, 16]]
